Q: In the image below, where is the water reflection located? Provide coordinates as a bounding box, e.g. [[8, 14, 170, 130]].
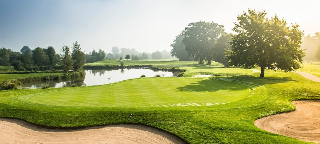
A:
[[19, 69, 177, 89]]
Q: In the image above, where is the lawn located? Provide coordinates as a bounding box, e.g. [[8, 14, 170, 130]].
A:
[[1, 61, 320, 143], [298, 62, 320, 77], [0, 73, 63, 82], [0, 66, 14, 71]]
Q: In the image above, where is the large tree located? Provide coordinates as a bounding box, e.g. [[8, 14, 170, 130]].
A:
[[33, 47, 49, 67], [61, 46, 73, 72], [212, 33, 232, 67], [151, 51, 162, 59], [21, 50, 33, 69], [71, 41, 85, 71], [228, 9, 305, 78], [46, 46, 57, 69], [0, 48, 11, 66], [20, 46, 32, 55], [315, 45, 320, 60], [182, 21, 224, 64], [301, 32, 320, 61], [171, 35, 193, 61]]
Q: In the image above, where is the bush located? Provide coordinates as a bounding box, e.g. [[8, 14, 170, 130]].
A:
[[41, 85, 50, 89], [155, 74, 161, 77], [177, 72, 184, 77], [0, 81, 18, 90], [141, 75, 146, 77], [120, 61, 124, 67]]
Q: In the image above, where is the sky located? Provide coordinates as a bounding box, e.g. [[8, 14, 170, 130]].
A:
[[1, 0, 320, 54]]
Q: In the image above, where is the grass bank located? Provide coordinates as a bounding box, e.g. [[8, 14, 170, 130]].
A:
[[1, 66, 319, 143]]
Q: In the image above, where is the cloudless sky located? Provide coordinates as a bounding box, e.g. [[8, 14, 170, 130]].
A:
[[1, 0, 320, 53]]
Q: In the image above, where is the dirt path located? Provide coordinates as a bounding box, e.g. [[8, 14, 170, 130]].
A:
[[295, 71, 320, 82], [255, 100, 320, 143], [0, 118, 185, 144]]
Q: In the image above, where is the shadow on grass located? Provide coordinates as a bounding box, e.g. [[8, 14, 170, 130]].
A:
[[177, 75, 295, 92]]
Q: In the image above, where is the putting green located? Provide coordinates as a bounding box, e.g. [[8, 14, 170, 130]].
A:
[[17, 77, 250, 108]]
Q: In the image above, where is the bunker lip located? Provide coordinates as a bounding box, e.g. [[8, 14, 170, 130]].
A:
[[255, 100, 320, 143], [0, 118, 186, 144]]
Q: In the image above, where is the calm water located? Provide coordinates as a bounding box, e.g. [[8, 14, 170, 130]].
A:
[[19, 69, 178, 89]]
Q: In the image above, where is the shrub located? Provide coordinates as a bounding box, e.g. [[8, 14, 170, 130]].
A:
[[0, 81, 17, 90], [177, 72, 184, 77], [41, 85, 50, 89], [141, 75, 146, 77], [155, 74, 161, 77]]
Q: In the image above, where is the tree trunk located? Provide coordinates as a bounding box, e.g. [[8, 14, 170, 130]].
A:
[[199, 57, 204, 64], [207, 59, 211, 65], [260, 66, 265, 78]]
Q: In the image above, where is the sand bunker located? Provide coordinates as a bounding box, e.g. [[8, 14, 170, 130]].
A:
[[0, 118, 185, 144], [255, 100, 320, 143]]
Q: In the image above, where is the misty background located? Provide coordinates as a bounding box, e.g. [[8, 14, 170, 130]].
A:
[[1, 0, 320, 60]]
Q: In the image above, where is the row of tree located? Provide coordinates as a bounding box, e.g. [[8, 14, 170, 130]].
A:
[[0, 46, 59, 70], [107, 47, 173, 60], [85, 49, 106, 63], [0, 41, 86, 72], [171, 9, 305, 77]]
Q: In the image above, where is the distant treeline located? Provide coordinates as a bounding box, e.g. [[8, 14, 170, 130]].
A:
[[0, 41, 86, 72], [105, 47, 174, 60]]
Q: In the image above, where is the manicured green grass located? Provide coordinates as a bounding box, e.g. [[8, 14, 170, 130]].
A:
[[18, 78, 249, 107], [0, 66, 14, 71], [0, 73, 63, 82], [298, 62, 320, 77], [1, 64, 320, 143]]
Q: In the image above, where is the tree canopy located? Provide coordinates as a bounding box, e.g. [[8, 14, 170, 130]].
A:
[[315, 45, 320, 60], [228, 9, 305, 78], [71, 41, 85, 71], [171, 35, 194, 61], [61, 46, 73, 72], [33, 47, 49, 67], [151, 51, 162, 59], [182, 21, 225, 64]]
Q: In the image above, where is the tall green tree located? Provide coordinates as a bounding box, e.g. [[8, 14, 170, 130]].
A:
[[61, 46, 73, 72], [182, 21, 224, 64], [141, 52, 148, 59], [46, 46, 57, 69], [212, 33, 232, 67], [71, 41, 85, 71], [228, 9, 305, 78], [33, 47, 49, 67], [0, 48, 11, 66], [20, 46, 32, 55], [315, 45, 320, 60], [301, 32, 320, 61], [21, 50, 33, 69], [171, 35, 193, 61], [125, 54, 130, 60], [151, 51, 162, 59]]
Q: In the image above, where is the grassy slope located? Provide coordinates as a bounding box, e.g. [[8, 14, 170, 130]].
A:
[[298, 62, 320, 77], [0, 66, 14, 71], [1, 61, 320, 143], [0, 73, 63, 82]]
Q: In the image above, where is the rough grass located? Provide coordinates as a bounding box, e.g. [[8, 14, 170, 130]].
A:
[[298, 62, 320, 77], [0, 66, 14, 71], [0, 73, 63, 82], [1, 61, 320, 143]]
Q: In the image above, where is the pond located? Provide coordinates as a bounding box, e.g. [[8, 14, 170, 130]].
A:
[[19, 69, 178, 89]]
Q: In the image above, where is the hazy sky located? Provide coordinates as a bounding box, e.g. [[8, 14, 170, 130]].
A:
[[1, 0, 320, 53]]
